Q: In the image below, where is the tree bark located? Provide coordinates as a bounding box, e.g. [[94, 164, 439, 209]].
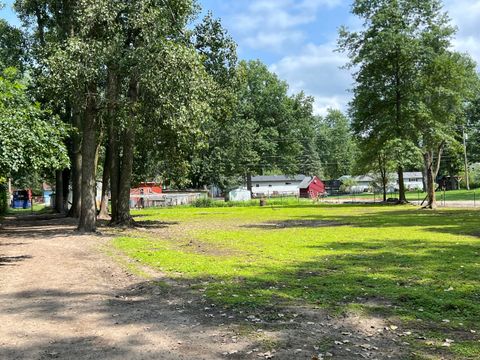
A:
[[246, 173, 252, 192], [69, 106, 82, 218], [116, 126, 135, 225], [106, 68, 120, 223], [114, 79, 138, 226], [78, 89, 98, 233], [397, 167, 407, 203], [394, 53, 407, 204], [98, 143, 111, 219], [109, 125, 120, 223], [62, 168, 70, 212], [378, 156, 387, 202], [55, 169, 64, 213], [423, 151, 436, 209], [423, 143, 444, 209]]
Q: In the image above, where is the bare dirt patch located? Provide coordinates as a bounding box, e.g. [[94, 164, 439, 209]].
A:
[[0, 213, 409, 359], [243, 220, 348, 230]]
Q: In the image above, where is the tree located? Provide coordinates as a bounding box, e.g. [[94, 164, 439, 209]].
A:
[[339, 0, 476, 207], [339, 0, 434, 203], [14, 0, 213, 230], [106, 0, 213, 226], [416, 51, 477, 208], [316, 109, 355, 179], [355, 140, 394, 201], [0, 19, 26, 70], [0, 68, 69, 190]]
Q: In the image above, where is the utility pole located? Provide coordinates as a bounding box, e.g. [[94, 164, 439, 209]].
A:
[[463, 126, 470, 190]]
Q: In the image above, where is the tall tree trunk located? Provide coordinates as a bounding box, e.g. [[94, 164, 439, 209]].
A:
[[106, 68, 120, 223], [109, 126, 120, 223], [394, 54, 407, 204], [78, 90, 98, 233], [378, 156, 387, 202], [114, 79, 138, 226], [421, 167, 427, 193], [246, 173, 252, 192], [62, 168, 70, 212], [116, 127, 135, 225], [423, 151, 436, 209], [98, 143, 111, 219], [423, 143, 444, 209], [397, 167, 407, 203], [69, 106, 82, 217], [55, 169, 64, 213]]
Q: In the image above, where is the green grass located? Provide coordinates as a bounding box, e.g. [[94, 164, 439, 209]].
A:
[[112, 204, 480, 358], [192, 196, 315, 208], [334, 188, 480, 202], [7, 203, 47, 214]]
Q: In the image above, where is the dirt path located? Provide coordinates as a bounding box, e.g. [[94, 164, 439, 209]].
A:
[[0, 214, 406, 360]]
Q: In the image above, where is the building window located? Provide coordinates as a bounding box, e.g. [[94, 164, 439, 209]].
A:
[[256, 184, 259, 187]]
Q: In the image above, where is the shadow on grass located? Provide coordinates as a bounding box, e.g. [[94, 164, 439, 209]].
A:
[[242, 219, 349, 229], [197, 241, 480, 323], [291, 208, 480, 237], [134, 220, 179, 228], [3, 236, 478, 359]]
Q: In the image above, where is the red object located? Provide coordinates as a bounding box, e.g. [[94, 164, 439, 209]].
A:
[[299, 176, 325, 199], [130, 182, 162, 208], [130, 182, 163, 196]]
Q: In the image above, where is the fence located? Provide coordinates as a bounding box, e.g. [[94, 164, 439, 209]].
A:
[[130, 192, 205, 208], [323, 188, 479, 208]]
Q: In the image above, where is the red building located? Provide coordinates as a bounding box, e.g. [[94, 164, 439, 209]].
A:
[[299, 176, 325, 199], [130, 182, 162, 208]]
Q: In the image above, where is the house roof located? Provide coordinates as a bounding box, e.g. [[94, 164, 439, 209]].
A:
[[339, 175, 374, 182], [402, 172, 423, 179], [339, 172, 423, 182], [251, 175, 306, 182], [298, 176, 313, 189]]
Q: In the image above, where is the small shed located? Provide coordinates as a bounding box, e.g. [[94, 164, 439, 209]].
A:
[[437, 175, 460, 191], [130, 182, 163, 208], [228, 188, 251, 202], [299, 176, 325, 199]]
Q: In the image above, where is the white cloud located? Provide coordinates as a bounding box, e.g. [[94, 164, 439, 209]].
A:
[[445, 0, 480, 69], [244, 31, 305, 51], [270, 42, 351, 115], [232, 0, 342, 51]]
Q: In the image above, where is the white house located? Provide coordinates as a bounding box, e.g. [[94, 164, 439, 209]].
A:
[[338, 175, 374, 193], [251, 175, 306, 197], [339, 172, 424, 193], [400, 172, 424, 190]]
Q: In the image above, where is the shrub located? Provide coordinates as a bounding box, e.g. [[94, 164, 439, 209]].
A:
[[0, 183, 8, 215]]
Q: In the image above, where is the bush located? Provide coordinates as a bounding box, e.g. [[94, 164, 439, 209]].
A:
[[0, 183, 8, 215], [191, 196, 314, 208], [192, 197, 223, 208]]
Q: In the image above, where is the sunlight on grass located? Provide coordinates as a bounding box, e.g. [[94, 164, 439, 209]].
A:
[[112, 204, 480, 358]]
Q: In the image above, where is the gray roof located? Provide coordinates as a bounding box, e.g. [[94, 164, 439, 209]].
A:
[[338, 175, 374, 182], [339, 172, 423, 182], [252, 175, 306, 182], [402, 172, 423, 179], [298, 176, 313, 189]]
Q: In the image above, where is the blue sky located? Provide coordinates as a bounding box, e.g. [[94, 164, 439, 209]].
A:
[[2, 0, 479, 114]]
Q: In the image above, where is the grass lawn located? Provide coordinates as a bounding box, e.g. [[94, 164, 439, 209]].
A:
[[334, 188, 480, 202], [112, 204, 480, 359], [7, 203, 47, 214]]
